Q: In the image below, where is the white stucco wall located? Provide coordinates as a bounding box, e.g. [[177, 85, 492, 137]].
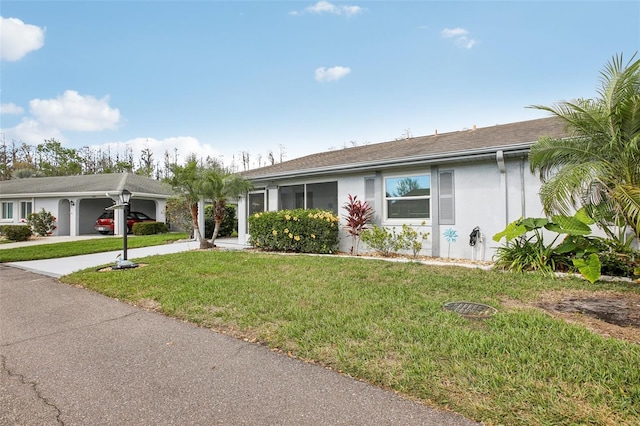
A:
[[239, 155, 556, 261]]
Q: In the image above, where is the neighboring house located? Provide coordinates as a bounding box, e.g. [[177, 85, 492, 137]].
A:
[[238, 117, 568, 261], [0, 173, 175, 236]]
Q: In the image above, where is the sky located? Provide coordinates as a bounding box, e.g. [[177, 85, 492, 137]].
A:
[[1, 0, 639, 170]]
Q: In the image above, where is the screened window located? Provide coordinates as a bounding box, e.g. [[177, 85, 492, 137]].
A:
[[2, 202, 13, 220], [279, 185, 304, 210], [385, 175, 430, 219], [279, 182, 338, 213], [20, 201, 33, 219], [248, 192, 266, 216]]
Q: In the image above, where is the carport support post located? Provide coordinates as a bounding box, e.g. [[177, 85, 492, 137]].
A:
[[120, 189, 132, 260]]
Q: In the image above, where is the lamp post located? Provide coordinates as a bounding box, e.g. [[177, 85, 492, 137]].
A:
[[119, 189, 132, 261]]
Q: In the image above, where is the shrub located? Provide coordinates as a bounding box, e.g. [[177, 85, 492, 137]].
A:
[[493, 211, 606, 282], [248, 209, 339, 254], [591, 238, 640, 278], [166, 196, 193, 234], [204, 205, 236, 238], [395, 224, 430, 258], [132, 221, 169, 235], [360, 225, 396, 256], [360, 224, 429, 258], [3, 225, 33, 242], [26, 208, 57, 236], [342, 194, 374, 255]]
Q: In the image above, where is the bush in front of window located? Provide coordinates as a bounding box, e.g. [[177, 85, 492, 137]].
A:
[[2, 225, 33, 242], [26, 208, 57, 237], [248, 209, 339, 254], [361, 224, 429, 258], [132, 222, 169, 235]]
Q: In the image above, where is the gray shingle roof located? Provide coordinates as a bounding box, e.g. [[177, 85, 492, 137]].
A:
[[242, 117, 567, 181], [0, 173, 175, 197]]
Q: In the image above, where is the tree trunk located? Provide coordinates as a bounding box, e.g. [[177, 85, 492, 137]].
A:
[[190, 202, 212, 249], [208, 201, 226, 246]]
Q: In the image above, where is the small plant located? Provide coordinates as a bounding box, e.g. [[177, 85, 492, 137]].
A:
[[360, 225, 396, 256], [360, 224, 429, 258], [342, 194, 374, 255], [394, 224, 430, 258], [26, 208, 57, 236]]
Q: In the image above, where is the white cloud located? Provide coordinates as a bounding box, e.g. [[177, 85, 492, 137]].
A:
[[315, 66, 351, 82], [291, 1, 363, 17], [0, 16, 45, 61], [0, 103, 24, 115], [441, 27, 477, 49], [1, 118, 65, 145], [30, 90, 120, 131]]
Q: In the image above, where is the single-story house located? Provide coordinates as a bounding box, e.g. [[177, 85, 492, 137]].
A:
[[0, 173, 175, 236], [238, 117, 568, 261]]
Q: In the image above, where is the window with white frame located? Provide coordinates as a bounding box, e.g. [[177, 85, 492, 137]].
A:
[[1, 202, 13, 220], [384, 174, 430, 220], [20, 201, 33, 220]]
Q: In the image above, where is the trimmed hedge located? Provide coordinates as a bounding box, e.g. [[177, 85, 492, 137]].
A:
[[1, 225, 33, 242], [132, 221, 169, 235], [248, 209, 339, 254]]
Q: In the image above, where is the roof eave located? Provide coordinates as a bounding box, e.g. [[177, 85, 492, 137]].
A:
[[248, 143, 533, 182]]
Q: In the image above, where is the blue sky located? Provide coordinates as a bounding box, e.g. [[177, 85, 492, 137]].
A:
[[1, 1, 639, 170]]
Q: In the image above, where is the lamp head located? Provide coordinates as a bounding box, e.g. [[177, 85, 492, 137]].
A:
[[119, 189, 132, 204]]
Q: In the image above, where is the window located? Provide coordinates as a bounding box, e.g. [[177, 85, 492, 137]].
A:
[[384, 174, 430, 220], [20, 201, 32, 220], [1, 202, 13, 220], [279, 182, 338, 213], [248, 192, 266, 216], [438, 171, 455, 225], [279, 185, 304, 210]]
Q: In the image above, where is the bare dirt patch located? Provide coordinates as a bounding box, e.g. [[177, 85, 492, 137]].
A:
[[505, 290, 640, 345]]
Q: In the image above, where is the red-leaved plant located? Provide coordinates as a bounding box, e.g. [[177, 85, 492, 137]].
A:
[[342, 194, 374, 255]]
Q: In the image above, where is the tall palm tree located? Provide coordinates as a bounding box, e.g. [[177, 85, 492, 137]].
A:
[[529, 53, 640, 242], [199, 169, 253, 245]]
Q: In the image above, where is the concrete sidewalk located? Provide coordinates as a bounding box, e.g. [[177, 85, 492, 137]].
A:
[[0, 265, 480, 425], [4, 238, 247, 278]]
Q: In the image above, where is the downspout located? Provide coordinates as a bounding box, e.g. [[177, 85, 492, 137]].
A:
[[520, 156, 526, 217], [496, 150, 508, 226]]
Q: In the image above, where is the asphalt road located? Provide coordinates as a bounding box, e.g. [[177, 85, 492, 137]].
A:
[[1, 264, 480, 425]]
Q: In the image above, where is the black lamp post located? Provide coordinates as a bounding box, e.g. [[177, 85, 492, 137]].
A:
[[119, 189, 132, 261]]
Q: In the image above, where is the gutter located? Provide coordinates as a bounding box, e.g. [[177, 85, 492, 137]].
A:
[[0, 191, 173, 199], [245, 142, 535, 182]]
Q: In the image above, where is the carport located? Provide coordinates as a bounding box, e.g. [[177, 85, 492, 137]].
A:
[[0, 173, 175, 236]]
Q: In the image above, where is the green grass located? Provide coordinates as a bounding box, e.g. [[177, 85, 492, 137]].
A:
[[62, 251, 640, 425], [0, 233, 189, 262]]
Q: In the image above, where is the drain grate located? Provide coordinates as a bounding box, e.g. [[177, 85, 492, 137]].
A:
[[443, 301, 497, 318]]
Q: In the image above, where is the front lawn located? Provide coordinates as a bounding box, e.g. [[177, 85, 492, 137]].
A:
[[0, 233, 189, 263], [62, 250, 640, 425]]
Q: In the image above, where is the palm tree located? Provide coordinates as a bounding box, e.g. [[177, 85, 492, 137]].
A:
[[166, 156, 211, 249], [529, 53, 640, 243], [199, 169, 253, 245]]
